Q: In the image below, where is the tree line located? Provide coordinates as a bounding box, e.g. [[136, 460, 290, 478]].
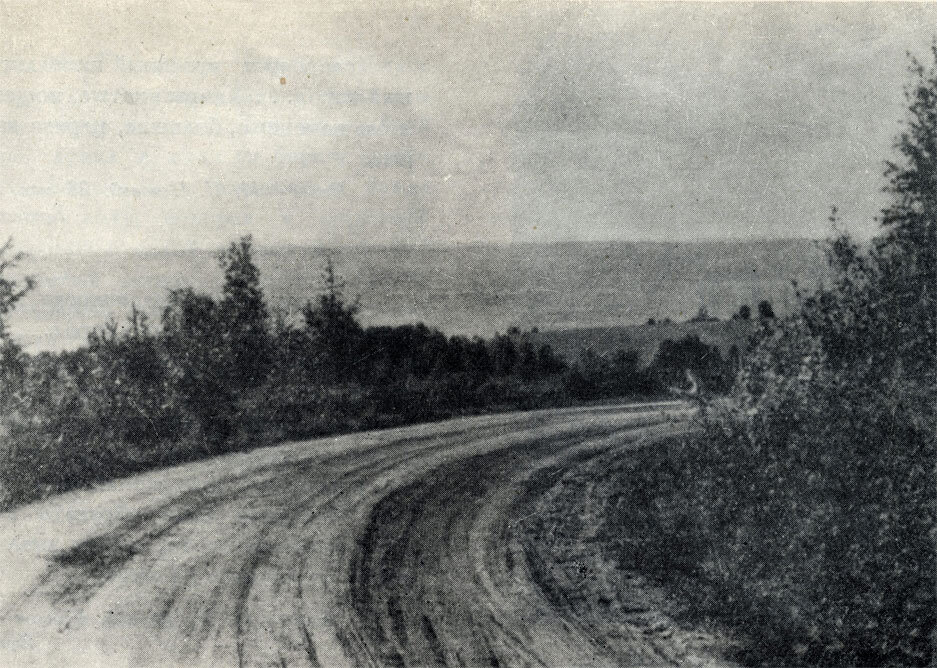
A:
[[0, 237, 738, 508]]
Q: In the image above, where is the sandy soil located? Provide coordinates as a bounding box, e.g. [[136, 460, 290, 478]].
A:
[[0, 401, 728, 667]]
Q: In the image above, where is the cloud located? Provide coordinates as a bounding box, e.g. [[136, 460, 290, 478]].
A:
[[0, 1, 934, 253]]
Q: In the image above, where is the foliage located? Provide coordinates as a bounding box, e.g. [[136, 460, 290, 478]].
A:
[[0, 230, 731, 509], [564, 348, 655, 400], [301, 256, 363, 378], [218, 235, 271, 390], [651, 334, 735, 395], [0, 309, 191, 504], [734, 304, 752, 321], [756, 299, 775, 320], [0, 238, 35, 343], [606, 46, 937, 667], [161, 287, 234, 447], [0, 240, 34, 413]]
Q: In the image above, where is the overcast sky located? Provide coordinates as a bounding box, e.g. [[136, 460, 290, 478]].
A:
[[1, 1, 935, 254]]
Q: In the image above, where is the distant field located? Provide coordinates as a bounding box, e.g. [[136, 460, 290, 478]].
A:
[[532, 318, 759, 366], [8, 239, 825, 352]]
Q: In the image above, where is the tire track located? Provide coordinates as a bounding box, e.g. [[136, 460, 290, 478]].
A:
[[0, 401, 715, 667], [343, 422, 696, 667]]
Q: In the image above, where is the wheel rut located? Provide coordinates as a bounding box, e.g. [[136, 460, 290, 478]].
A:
[[0, 402, 726, 667]]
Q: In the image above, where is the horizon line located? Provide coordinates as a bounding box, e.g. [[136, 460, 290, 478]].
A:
[[28, 235, 828, 259]]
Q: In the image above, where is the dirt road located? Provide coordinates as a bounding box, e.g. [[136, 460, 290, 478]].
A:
[[0, 401, 727, 667]]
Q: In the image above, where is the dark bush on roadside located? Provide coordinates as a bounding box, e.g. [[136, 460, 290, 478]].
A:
[[0, 310, 199, 505], [606, 47, 937, 667], [608, 317, 934, 665], [564, 348, 656, 400], [651, 334, 736, 395]]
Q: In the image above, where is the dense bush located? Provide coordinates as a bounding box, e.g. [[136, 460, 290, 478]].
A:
[[606, 47, 937, 666], [700, 327, 934, 665], [607, 323, 934, 665], [651, 334, 737, 395]]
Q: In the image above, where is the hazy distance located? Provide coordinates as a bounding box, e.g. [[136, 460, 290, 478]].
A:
[[7, 240, 826, 352]]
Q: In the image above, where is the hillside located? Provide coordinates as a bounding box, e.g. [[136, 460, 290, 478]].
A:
[[532, 318, 760, 366]]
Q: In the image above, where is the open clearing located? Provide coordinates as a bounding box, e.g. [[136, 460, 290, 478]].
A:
[[0, 401, 729, 667]]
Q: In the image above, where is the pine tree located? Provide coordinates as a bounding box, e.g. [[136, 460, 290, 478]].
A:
[[218, 235, 270, 389], [302, 256, 362, 377]]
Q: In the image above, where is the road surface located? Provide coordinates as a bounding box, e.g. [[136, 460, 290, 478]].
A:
[[0, 401, 728, 667]]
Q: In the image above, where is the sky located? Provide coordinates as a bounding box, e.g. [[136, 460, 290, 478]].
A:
[[1, 1, 935, 254]]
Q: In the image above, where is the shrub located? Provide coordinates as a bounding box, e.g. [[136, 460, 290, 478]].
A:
[[302, 255, 363, 379], [650, 334, 734, 394], [757, 299, 775, 320], [605, 46, 937, 666], [161, 287, 235, 448]]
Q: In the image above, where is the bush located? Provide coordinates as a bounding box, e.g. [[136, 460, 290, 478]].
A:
[[650, 334, 735, 394], [605, 46, 937, 666], [757, 299, 775, 320], [695, 322, 936, 665]]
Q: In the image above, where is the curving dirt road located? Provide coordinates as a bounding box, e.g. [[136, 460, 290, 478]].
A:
[[0, 401, 728, 667]]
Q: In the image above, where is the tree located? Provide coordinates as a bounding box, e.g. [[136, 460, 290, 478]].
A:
[[303, 256, 362, 377], [489, 333, 518, 376], [652, 335, 730, 394], [737, 304, 752, 320], [874, 45, 937, 380], [162, 287, 232, 446], [0, 239, 35, 408], [797, 47, 937, 388], [218, 235, 270, 389], [537, 343, 566, 374], [81, 305, 174, 452], [608, 348, 648, 396], [0, 238, 34, 342], [702, 45, 937, 665]]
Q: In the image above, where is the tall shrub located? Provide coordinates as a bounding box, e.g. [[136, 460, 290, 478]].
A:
[[0, 239, 34, 410], [699, 46, 937, 665], [161, 288, 233, 447]]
